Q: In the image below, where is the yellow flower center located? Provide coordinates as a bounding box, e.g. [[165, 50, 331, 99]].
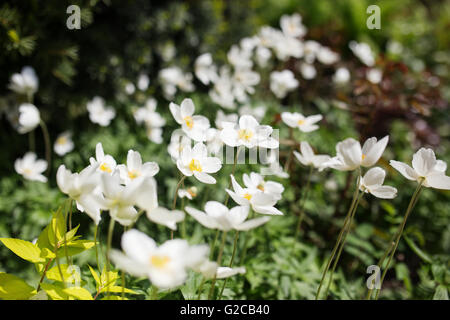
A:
[[238, 129, 254, 141], [100, 163, 112, 173], [56, 136, 67, 145], [150, 255, 170, 269], [128, 171, 139, 179], [362, 154, 366, 160], [257, 183, 265, 191], [243, 193, 252, 201], [184, 116, 194, 129], [23, 168, 32, 175], [187, 188, 197, 197], [189, 159, 202, 172], [297, 119, 305, 125]]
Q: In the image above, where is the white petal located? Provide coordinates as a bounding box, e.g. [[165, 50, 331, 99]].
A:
[[180, 98, 195, 117], [235, 216, 270, 231], [147, 207, 185, 230], [121, 229, 156, 265], [426, 173, 450, 190], [412, 148, 437, 177], [390, 160, 419, 181], [369, 185, 397, 199], [362, 167, 386, 187], [193, 171, 216, 184]]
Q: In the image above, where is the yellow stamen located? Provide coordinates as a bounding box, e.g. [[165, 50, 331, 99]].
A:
[[100, 163, 112, 173], [257, 184, 265, 192], [184, 116, 194, 129], [187, 188, 197, 198], [189, 159, 202, 172], [23, 168, 32, 175], [362, 154, 366, 160], [238, 129, 254, 141], [150, 255, 170, 269], [297, 119, 305, 125], [243, 193, 252, 201], [56, 136, 67, 145], [128, 171, 139, 179]]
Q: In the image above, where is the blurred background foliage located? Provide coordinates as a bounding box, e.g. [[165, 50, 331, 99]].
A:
[[0, 0, 448, 299]]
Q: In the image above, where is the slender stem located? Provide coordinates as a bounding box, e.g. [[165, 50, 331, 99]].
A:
[[324, 191, 364, 298], [210, 230, 220, 260], [283, 128, 296, 172], [196, 277, 206, 300], [106, 218, 115, 299], [208, 231, 227, 300], [293, 166, 314, 243], [150, 286, 158, 300], [29, 130, 35, 152], [52, 223, 66, 288], [218, 230, 240, 300], [224, 146, 242, 206], [94, 224, 100, 268], [374, 182, 423, 300], [315, 174, 360, 300], [39, 121, 51, 176], [171, 175, 186, 239], [37, 259, 53, 291], [121, 225, 127, 299], [239, 209, 255, 264]]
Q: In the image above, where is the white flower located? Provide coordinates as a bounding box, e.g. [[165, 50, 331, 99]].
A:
[[280, 13, 306, 38], [281, 112, 322, 132], [390, 148, 450, 190], [146, 207, 185, 231], [89, 142, 117, 174], [159, 67, 195, 100], [316, 46, 339, 65], [209, 67, 236, 110], [294, 141, 331, 170], [186, 201, 270, 231], [216, 266, 246, 279], [54, 131, 74, 156], [9, 66, 39, 97], [243, 172, 284, 200], [303, 40, 321, 64], [215, 110, 238, 130], [257, 26, 282, 49], [349, 41, 375, 67], [325, 136, 389, 171], [176, 142, 222, 184], [255, 46, 271, 67], [227, 45, 253, 69], [168, 130, 192, 161], [87, 96, 116, 127], [169, 98, 210, 142], [261, 151, 289, 178], [367, 68, 383, 84], [56, 164, 103, 224], [359, 167, 397, 199], [137, 74, 150, 91], [232, 68, 260, 102], [299, 63, 317, 80], [270, 70, 299, 99], [117, 150, 159, 184], [110, 230, 209, 289], [206, 128, 223, 155], [133, 98, 166, 144], [333, 67, 350, 84], [273, 36, 304, 61], [17, 103, 40, 134], [226, 175, 283, 215], [238, 105, 266, 123], [125, 82, 135, 95], [220, 115, 278, 149], [178, 186, 198, 200], [194, 53, 217, 85], [15, 152, 47, 183]]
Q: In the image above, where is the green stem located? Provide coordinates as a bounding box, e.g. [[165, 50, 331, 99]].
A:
[[39, 121, 51, 176], [106, 218, 115, 299], [37, 259, 53, 291], [171, 175, 186, 239], [218, 230, 240, 300], [94, 223, 100, 268], [210, 230, 220, 260], [315, 174, 360, 300], [208, 231, 227, 300], [196, 277, 206, 300], [239, 209, 255, 264], [293, 166, 314, 244], [374, 181, 423, 300], [224, 146, 242, 206]]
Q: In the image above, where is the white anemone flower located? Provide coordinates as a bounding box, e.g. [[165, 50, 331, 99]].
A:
[[349, 41, 375, 67], [185, 201, 270, 231], [325, 136, 389, 171], [293, 141, 331, 170], [17, 103, 40, 134], [281, 112, 323, 132], [56, 164, 103, 225], [299, 63, 317, 80], [176, 142, 222, 184], [390, 148, 450, 190], [238, 105, 266, 122], [117, 150, 159, 185], [273, 35, 304, 61], [15, 152, 47, 183], [194, 53, 217, 85], [206, 128, 224, 155], [242, 172, 284, 200], [280, 13, 306, 38], [109, 229, 209, 289], [178, 186, 198, 200], [316, 46, 339, 65], [260, 150, 289, 178], [209, 67, 236, 110], [359, 167, 398, 199], [54, 131, 74, 156], [227, 45, 253, 69], [220, 115, 278, 149], [270, 70, 299, 99], [169, 98, 210, 142], [133, 98, 166, 144], [215, 110, 238, 130], [216, 266, 246, 279], [8, 66, 39, 97], [89, 142, 117, 174], [232, 67, 260, 102], [87, 96, 116, 127], [137, 74, 150, 91], [226, 175, 283, 215], [333, 67, 351, 84], [367, 68, 383, 84], [168, 130, 192, 161], [146, 207, 185, 231], [159, 67, 195, 100]]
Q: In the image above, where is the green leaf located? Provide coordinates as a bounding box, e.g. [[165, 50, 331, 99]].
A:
[[41, 283, 93, 300], [99, 266, 119, 288], [0, 238, 45, 263], [433, 285, 449, 300], [101, 295, 128, 300], [46, 264, 81, 285], [404, 235, 433, 264], [0, 273, 37, 300], [63, 287, 93, 300], [88, 265, 101, 286], [100, 286, 137, 294], [48, 209, 67, 247], [56, 240, 95, 258]]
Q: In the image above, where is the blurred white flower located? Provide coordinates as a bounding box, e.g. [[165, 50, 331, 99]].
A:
[[17, 103, 40, 134], [220, 115, 278, 149], [133, 98, 166, 144], [280, 13, 306, 38], [367, 68, 383, 84], [186, 201, 270, 231], [232, 68, 260, 102], [209, 67, 236, 110], [325, 136, 389, 171], [227, 45, 253, 69], [303, 40, 321, 64], [333, 67, 350, 84], [390, 148, 450, 190], [168, 130, 192, 161], [89, 142, 117, 174], [349, 41, 375, 67], [216, 266, 246, 279], [169, 98, 210, 142], [270, 70, 299, 99], [176, 142, 222, 184], [178, 186, 198, 200], [110, 229, 209, 289], [281, 112, 322, 132], [256, 46, 272, 68], [215, 110, 238, 130], [137, 74, 150, 91], [238, 105, 266, 123], [56, 164, 103, 224], [294, 141, 331, 170], [117, 150, 159, 184], [226, 175, 283, 215], [159, 67, 195, 100], [299, 63, 317, 80], [316, 46, 339, 65], [87, 96, 116, 127], [15, 152, 47, 183], [359, 167, 398, 199], [261, 150, 289, 178], [206, 128, 223, 155], [194, 53, 217, 85], [9, 66, 39, 97], [146, 207, 185, 231], [54, 131, 74, 156], [125, 82, 135, 95], [273, 35, 304, 61]]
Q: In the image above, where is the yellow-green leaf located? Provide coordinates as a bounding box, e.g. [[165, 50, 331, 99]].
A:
[[101, 295, 129, 300], [56, 240, 96, 258], [0, 273, 37, 300], [40, 283, 69, 300], [46, 264, 81, 285], [63, 287, 93, 300], [48, 209, 67, 247], [99, 286, 138, 294], [100, 266, 119, 288], [0, 238, 45, 263], [88, 265, 101, 286]]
